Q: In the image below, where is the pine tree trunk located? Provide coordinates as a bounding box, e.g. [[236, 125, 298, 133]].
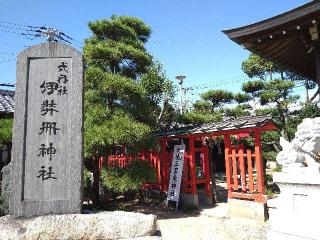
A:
[[92, 157, 100, 206]]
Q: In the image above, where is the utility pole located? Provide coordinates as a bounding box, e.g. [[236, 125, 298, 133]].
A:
[[40, 28, 62, 42], [176, 75, 186, 114]]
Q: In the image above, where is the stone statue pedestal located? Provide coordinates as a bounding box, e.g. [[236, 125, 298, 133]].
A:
[[268, 172, 320, 239]]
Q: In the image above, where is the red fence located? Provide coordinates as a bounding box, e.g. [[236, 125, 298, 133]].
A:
[[224, 132, 266, 203], [102, 131, 267, 203], [107, 150, 162, 190]]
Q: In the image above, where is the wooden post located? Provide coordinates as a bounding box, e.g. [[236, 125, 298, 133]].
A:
[[315, 46, 320, 87], [160, 139, 168, 191], [231, 149, 238, 190], [238, 148, 246, 192], [189, 135, 197, 195], [99, 156, 104, 171], [157, 152, 161, 185], [247, 150, 254, 193], [203, 141, 212, 197], [254, 131, 265, 195], [224, 134, 233, 198]]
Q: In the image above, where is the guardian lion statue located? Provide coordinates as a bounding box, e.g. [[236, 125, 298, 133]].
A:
[[277, 117, 320, 173]]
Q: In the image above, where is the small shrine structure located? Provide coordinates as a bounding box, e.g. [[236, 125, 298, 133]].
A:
[[107, 115, 276, 209]]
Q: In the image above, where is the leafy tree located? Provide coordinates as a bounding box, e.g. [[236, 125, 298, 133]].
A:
[[259, 79, 299, 139], [201, 90, 234, 111], [178, 109, 222, 124], [0, 118, 13, 171], [100, 160, 156, 198], [0, 118, 13, 149], [83, 15, 173, 205], [224, 93, 252, 118], [193, 100, 212, 112], [242, 80, 265, 111], [177, 91, 230, 124], [140, 61, 175, 126], [225, 104, 251, 118], [241, 53, 278, 80], [234, 93, 251, 104]]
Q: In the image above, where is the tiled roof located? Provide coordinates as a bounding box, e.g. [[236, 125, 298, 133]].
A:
[[152, 115, 274, 138], [0, 89, 14, 114]]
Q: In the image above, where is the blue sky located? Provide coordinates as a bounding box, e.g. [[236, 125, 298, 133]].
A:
[[0, 0, 310, 101]]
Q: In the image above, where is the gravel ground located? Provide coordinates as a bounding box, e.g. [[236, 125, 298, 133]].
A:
[[157, 203, 269, 240]]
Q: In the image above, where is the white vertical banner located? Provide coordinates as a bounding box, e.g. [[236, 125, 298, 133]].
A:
[[167, 144, 185, 203]]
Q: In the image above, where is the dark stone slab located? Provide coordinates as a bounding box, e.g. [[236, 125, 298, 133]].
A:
[[10, 43, 84, 217]]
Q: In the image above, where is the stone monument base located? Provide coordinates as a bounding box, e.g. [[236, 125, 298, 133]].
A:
[[228, 198, 268, 221], [0, 211, 157, 240], [268, 172, 320, 239]]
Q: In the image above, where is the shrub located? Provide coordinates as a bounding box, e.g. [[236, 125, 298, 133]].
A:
[[83, 167, 93, 201], [263, 151, 277, 162], [100, 160, 156, 196], [83, 167, 92, 188], [273, 164, 282, 172]]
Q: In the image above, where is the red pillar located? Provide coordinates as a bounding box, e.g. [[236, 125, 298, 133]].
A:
[[224, 134, 233, 199], [254, 131, 266, 196], [98, 156, 104, 171], [160, 138, 168, 192], [202, 140, 212, 197], [189, 135, 197, 195]]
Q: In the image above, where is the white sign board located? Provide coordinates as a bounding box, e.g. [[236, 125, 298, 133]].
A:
[[167, 145, 185, 203]]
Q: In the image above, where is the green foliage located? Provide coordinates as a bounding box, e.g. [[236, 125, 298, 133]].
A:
[[85, 15, 152, 78], [261, 131, 281, 144], [201, 90, 234, 110], [193, 100, 212, 112], [273, 164, 282, 172], [84, 16, 174, 204], [231, 136, 254, 148], [259, 79, 299, 139], [298, 103, 320, 119], [241, 53, 278, 80], [242, 80, 265, 98], [234, 93, 251, 104], [255, 108, 276, 116], [84, 16, 174, 159], [83, 167, 92, 189], [0, 118, 13, 149], [140, 61, 175, 104], [263, 151, 277, 162], [84, 109, 151, 157], [100, 160, 156, 194], [260, 79, 298, 105], [178, 110, 223, 125], [225, 104, 251, 118]]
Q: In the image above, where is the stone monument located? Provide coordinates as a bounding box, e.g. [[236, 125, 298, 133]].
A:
[[10, 42, 83, 217], [268, 117, 320, 239]]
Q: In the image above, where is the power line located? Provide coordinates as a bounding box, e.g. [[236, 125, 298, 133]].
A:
[[0, 57, 16, 64], [0, 42, 30, 47], [148, 36, 225, 45], [0, 19, 82, 49], [0, 20, 34, 28], [0, 51, 16, 56], [0, 28, 39, 38]]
